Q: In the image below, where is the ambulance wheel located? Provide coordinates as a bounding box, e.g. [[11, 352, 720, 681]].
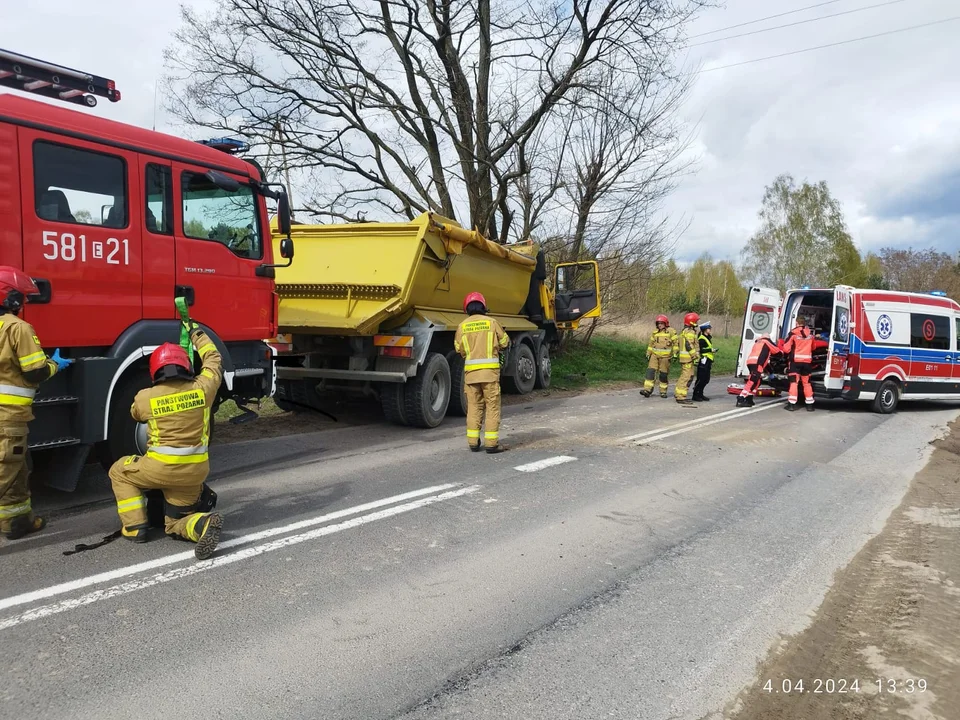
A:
[[97, 367, 152, 472], [404, 352, 451, 428], [504, 342, 537, 395], [380, 383, 409, 426], [872, 379, 900, 414], [534, 343, 552, 390], [446, 351, 468, 417]]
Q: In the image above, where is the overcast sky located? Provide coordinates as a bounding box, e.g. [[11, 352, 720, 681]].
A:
[[3, 0, 957, 264]]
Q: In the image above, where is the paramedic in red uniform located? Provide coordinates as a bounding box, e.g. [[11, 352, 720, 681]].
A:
[[783, 316, 815, 411], [736, 334, 781, 407]]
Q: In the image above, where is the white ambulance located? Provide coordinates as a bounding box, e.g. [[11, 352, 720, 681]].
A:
[[736, 285, 960, 413]]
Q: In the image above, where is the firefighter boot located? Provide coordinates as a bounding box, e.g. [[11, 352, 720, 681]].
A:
[[5, 514, 46, 540], [486, 444, 507, 454], [192, 512, 223, 561], [121, 524, 149, 544], [639, 389, 652, 398], [470, 443, 482, 452], [660, 392, 668, 399], [676, 399, 695, 407]]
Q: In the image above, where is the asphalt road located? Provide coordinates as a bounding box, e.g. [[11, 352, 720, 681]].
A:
[[1, 382, 956, 720]]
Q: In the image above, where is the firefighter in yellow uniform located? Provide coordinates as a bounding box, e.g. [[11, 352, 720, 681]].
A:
[[454, 292, 509, 454], [639, 314, 677, 398], [108, 323, 224, 559], [674, 312, 701, 407], [0, 266, 73, 539]]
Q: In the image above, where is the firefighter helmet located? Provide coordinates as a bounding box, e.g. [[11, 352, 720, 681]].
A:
[[655, 314, 669, 325], [0, 266, 39, 315], [683, 312, 700, 327], [463, 291, 487, 314], [149, 343, 193, 383]]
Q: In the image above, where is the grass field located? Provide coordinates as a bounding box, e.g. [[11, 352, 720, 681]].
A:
[[550, 333, 741, 390]]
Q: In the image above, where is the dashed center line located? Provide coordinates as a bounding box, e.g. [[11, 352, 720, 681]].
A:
[[514, 456, 578, 472]]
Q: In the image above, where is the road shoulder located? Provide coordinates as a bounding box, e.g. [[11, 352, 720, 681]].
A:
[[729, 418, 960, 719]]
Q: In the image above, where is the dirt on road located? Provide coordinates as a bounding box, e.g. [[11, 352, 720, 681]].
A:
[[728, 419, 960, 720]]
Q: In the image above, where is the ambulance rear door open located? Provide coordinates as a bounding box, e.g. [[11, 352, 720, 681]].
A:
[[824, 285, 853, 392], [737, 287, 782, 377]]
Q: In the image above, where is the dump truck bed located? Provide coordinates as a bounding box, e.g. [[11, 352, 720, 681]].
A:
[[273, 212, 540, 335]]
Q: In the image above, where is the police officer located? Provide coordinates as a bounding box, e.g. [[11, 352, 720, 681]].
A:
[[108, 323, 224, 559], [0, 267, 73, 539], [640, 315, 677, 398], [692, 320, 716, 402], [782, 315, 815, 412], [737, 334, 781, 407], [454, 292, 509, 453], [674, 312, 701, 406]]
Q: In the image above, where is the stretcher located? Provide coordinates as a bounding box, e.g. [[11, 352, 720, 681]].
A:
[[726, 383, 781, 397]]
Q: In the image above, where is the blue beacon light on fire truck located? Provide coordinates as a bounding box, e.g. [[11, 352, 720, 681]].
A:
[[196, 137, 249, 155], [929, 290, 947, 297]]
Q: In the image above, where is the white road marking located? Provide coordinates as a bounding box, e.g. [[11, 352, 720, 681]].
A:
[[0, 485, 480, 631], [0, 483, 459, 614], [620, 399, 782, 441], [514, 456, 578, 472], [633, 400, 786, 446]]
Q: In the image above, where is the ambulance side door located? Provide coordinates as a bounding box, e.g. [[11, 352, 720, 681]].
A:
[[737, 287, 781, 377], [825, 286, 852, 391]]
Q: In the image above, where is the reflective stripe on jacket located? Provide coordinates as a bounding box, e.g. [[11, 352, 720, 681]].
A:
[[0, 313, 57, 423], [133, 330, 223, 465], [454, 314, 509, 384], [647, 328, 677, 357], [677, 327, 700, 363], [748, 338, 780, 367], [699, 335, 715, 362], [783, 328, 814, 363]]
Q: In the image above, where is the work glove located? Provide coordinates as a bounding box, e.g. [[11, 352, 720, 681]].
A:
[[51, 348, 74, 372], [183, 319, 203, 337]]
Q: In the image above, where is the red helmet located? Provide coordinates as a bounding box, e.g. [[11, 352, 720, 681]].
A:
[[655, 314, 669, 325], [0, 266, 38, 314], [684, 312, 700, 326], [463, 291, 487, 313], [149, 343, 192, 383]]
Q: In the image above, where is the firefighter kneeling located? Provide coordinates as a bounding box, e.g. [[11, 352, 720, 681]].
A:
[[108, 324, 224, 559], [455, 292, 509, 454]]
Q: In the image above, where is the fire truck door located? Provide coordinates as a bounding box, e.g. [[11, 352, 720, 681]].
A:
[[173, 163, 274, 342], [19, 130, 142, 346]]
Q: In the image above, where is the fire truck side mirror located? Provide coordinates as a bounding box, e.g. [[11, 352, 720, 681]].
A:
[[279, 237, 294, 261], [277, 192, 292, 238], [205, 169, 241, 193]]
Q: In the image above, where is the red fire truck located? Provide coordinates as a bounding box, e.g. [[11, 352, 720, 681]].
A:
[[0, 49, 294, 490]]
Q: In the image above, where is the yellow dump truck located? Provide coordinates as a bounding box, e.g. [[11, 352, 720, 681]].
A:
[[269, 212, 601, 427]]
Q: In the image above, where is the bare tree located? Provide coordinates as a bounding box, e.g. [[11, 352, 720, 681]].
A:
[[165, 0, 707, 242]]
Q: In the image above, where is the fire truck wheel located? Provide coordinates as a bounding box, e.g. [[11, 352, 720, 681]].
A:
[[404, 352, 451, 428], [503, 342, 537, 395], [446, 351, 468, 417], [97, 367, 151, 472], [872, 379, 900, 414], [380, 382, 409, 426], [534, 343, 552, 390]]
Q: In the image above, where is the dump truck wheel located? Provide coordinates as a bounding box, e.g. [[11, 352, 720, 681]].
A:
[[534, 343, 552, 390], [446, 351, 468, 417], [872, 379, 900, 414], [404, 352, 451, 428], [504, 342, 537, 395], [380, 383, 409, 426]]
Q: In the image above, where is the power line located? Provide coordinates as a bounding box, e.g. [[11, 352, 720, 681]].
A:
[[689, 0, 845, 39], [689, 0, 908, 48], [698, 15, 960, 73]]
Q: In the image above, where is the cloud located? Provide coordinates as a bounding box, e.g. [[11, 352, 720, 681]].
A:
[[665, 0, 960, 263]]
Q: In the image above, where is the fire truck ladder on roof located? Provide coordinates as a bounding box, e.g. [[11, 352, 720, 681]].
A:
[[0, 48, 120, 107]]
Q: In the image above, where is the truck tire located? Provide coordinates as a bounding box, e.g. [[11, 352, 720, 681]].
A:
[[404, 352, 451, 428], [534, 343, 552, 390], [872, 379, 900, 414], [503, 342, 537, 395], [446, 351, 468, 417], [97, 366, 151, 472], [380, 383, 409, 426]]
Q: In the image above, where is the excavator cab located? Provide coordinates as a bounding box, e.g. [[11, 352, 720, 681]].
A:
[[554, 261, 601, 329]]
